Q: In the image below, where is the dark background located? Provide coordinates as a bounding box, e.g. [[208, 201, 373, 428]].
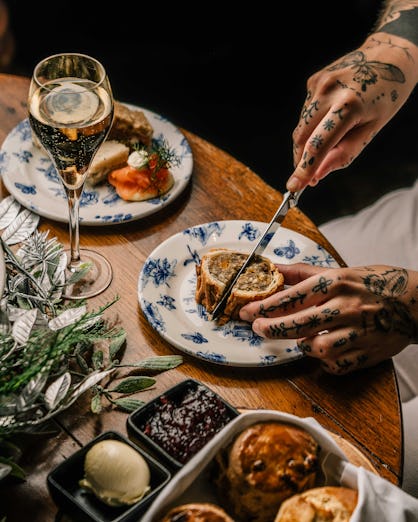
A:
[[4, 0, 418, 225]]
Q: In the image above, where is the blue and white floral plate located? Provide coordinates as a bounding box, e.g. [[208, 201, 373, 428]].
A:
[[0, 104, 193, 226], [138, 220, 341, 367]]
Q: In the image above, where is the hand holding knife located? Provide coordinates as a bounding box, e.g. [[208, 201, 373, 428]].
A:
[[210, 189, 305, 320]]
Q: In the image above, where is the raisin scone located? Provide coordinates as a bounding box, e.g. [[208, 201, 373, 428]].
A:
[[160, 502, 235, 521], [274, 486, 358, 522], [195, 248, 284, 324], [213, 421, 320, 522]]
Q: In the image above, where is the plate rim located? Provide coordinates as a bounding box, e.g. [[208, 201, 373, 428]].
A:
[[138, 219, 340, 368], [0, 104, 193, 226]]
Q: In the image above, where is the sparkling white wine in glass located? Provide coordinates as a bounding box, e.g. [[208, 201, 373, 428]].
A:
[[28, 53, 114, 299]]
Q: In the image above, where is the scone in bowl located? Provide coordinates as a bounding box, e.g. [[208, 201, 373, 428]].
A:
[[47, 430, 171, 522], [127, 378, 240, 471]]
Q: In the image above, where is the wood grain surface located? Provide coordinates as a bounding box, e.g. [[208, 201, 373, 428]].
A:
[[0, 74, 402, 522]]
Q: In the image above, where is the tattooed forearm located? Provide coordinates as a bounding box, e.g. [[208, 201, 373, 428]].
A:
[[375, 3, 418, 48]]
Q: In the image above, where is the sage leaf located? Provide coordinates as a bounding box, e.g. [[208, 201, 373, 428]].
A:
[[120, 355, 183, 371], [66, 262, 93, 284], [92, 351, 104, 370], [110, 376, 156, 394], [76, 352, 90, 373], [91, 394, 102, 414], [113, 397, 145, 412], [2, 210, 40, 245], [12, 309, 38, 345], [45, 372, 71, 410], [109, 330, 127, 360], [0, 462, 12, 481], [0, 197, 20, 229], [0, 457, 25, 480]]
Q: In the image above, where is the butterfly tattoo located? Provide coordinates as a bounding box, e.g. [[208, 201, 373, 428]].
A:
[[327, 50, 405, 92]]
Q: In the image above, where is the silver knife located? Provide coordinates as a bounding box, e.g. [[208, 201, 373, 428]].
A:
[[210, 189, 304, 320]]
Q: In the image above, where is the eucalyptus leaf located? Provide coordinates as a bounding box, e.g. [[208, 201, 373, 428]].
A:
[[0, 197, 20, 229], [48, 306, 87, 331], [11, 309, 38, 345], [65, 369, 115, 406], [110, 376, 156, 394], [1, 210, 40, 245], [44, 372, 72, 410], [19, 372, 49, 409], [0, 195, 16, 218]]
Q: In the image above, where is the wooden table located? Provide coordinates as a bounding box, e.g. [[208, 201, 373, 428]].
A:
[[0, 74, 402, 521]]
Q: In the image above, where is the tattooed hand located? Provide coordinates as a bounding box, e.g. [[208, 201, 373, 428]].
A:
[[287, 3, 418, 192], [239, 263, 418, 375]]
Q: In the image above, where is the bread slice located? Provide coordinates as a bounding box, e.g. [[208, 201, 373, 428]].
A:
[[87, 140, 130, 186], [108, 101, 154, 147], [195, 248, 284, 324]]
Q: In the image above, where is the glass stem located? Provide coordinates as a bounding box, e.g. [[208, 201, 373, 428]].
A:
[[66, 186, 84, 269]]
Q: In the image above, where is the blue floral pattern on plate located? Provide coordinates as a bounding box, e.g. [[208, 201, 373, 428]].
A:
[[0, 105, 193, 226], [138, 220, 341, 367]]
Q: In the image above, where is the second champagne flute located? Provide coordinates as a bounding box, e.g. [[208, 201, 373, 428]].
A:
[[28, 53, 114, 299]]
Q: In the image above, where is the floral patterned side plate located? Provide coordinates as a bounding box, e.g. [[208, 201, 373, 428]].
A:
[[138, 220, 341, 367], [0, 104, 193, 226]]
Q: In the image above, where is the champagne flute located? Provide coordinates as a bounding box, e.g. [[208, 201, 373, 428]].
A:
[[28, 53, 114, 299]]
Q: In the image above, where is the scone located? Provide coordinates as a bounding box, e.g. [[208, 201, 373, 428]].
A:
[[195, 248, 284, 324], [160, 502, 234, 521], [214, 421, 320, 522], [274, 486, 358, 522]]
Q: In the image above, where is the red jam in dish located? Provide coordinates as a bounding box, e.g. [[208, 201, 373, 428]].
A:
[[141, 384, 235, 464]]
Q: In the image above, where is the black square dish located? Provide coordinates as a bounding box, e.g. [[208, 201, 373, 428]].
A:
[[47, 431, 171, 522], [127, 378, 240, 471]]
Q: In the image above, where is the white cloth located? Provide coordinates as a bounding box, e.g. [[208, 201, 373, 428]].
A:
[[142, 410, 418, 521], [319, 178, 418, 496]]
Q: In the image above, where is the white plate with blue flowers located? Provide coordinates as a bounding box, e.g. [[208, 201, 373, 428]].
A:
[[138, 220, 341, 367], [0, 105, 193, 226]]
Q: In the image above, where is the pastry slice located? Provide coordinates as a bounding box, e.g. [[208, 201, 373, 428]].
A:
[[108, 101, 154, 147], [195, 248, 284, 324]]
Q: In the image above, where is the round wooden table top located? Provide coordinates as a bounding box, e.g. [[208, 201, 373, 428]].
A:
[[0, 73, 402, 522]]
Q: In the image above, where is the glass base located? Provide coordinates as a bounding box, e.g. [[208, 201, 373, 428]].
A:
[[64, 248, 113, 300]]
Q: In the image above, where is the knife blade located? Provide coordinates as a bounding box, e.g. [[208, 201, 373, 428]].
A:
[[210, 189, 304, 320]]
